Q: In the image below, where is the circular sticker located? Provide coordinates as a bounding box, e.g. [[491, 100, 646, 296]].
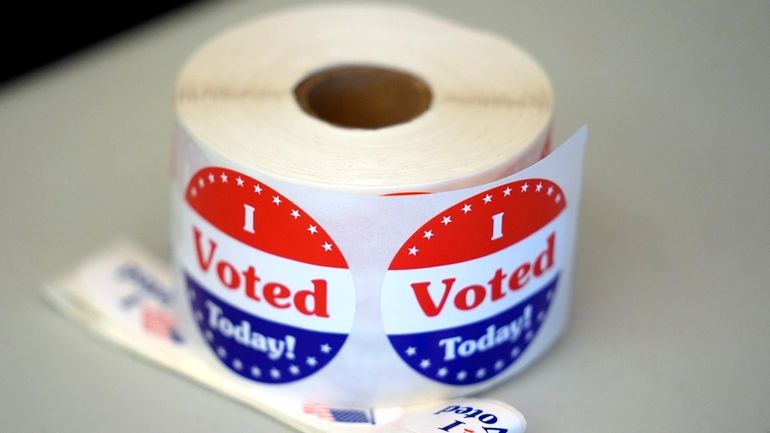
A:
[[382, 179, 567, 385], [180, 167, 355, 384]]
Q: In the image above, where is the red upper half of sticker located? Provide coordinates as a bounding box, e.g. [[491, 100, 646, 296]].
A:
[[185, 167, 348, 269], [389, 179, 566, 270]]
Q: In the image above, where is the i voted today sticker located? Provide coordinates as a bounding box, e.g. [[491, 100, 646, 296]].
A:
[[180, 167, 355, 384], [382, 179, 567, 385], [383, 399, 527, 433]]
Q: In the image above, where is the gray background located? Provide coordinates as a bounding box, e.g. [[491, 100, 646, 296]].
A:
[[1, 0, 768, 432]]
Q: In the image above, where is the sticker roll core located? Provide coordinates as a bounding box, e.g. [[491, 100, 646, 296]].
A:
[[293, 64, 433, 130], [171, 4, 572, 408]]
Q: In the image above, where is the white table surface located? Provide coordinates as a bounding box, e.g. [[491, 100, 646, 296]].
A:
[[1, 1, 768, 432]]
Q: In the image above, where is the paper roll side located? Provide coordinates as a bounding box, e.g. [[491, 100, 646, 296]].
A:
[[175, 4, 553, 193]]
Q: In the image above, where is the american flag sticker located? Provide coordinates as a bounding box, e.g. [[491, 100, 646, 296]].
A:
[[141, 305, 181, 342], [302, 402, 376, 424]]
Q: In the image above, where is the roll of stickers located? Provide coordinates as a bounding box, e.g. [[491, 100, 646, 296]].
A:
[[169, 3, 584, 408]]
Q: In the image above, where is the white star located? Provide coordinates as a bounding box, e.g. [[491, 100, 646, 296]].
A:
[[290, 209, 300, 219], [208, 173, 215, 183], [322, 242, 333, 252], [437, 367, 448, 377], [537, 310, 546, 322], [462, 204, 472, 213], [250, 366, 261, 377], [306, 356, 318, 367], [476, 368, 487, 378], [233, 359, 243, 370], [253, 184, 262, 194], [441, 216, 452, 226], [423, 230, 434, 239], [536, 182, 543, 192], [405, 346, 416, 356], [547, 186, 554, 196], [236, 177, 244, 187], [456, 371, 467, 381], [220, 173, 228, 183], [270, 368, 281, 379], [408, 246, 419, 256], [216, 347, 227, 358], [511, 346, 521, 358], [191, 187, 197, 197], [204, 330, 213, 341], [525, 330, 535, 341], [289, 365, 300, 375], [483, 194, 493, 204], [198, 178, 205, 188], [307, 225, 318, 234], [195, 310, 203, 322], [547, 290, 554, 301], [503, 187, 512, 196], [494, 360, 505, 370], [419, 359, 431, 369], [272, 195, 281, 205], [521, 183, 529, 192], [320, 343, 331, 354], [555, 194, 562, 203]]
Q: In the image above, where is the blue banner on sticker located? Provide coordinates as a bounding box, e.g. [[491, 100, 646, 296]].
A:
[[186, 273, 347, 384], [387, 275, 558, 385]]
